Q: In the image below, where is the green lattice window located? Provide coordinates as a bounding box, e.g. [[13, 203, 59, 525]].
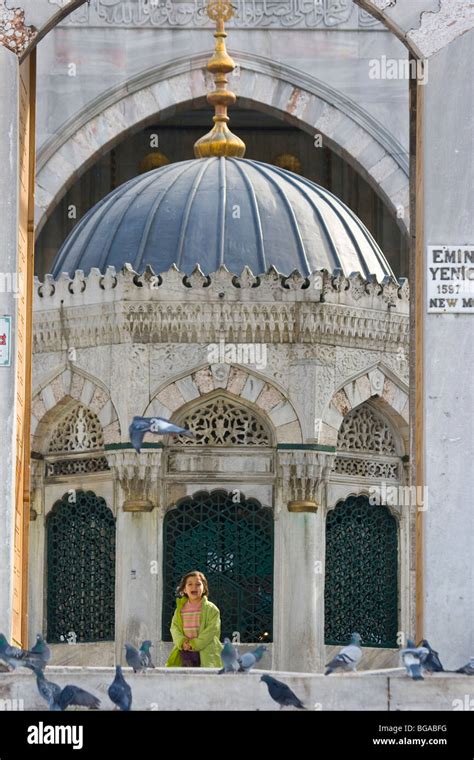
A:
[[47, 490, 116, 643], [163, 489, 273, 643], [325, 495, 398, 647]]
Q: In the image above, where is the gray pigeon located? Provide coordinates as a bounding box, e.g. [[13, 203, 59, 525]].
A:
[[237, 645, 268, 673], [108, 665, 132, 711], [400, 639, 429, 680], [30, 634, 51, 670], [36, 670, 100, 711], [261, 674, 306, 709], [0, 632, 45, 673], [139, 640, 155, 669], [418, 639, 443, 672], [218, 638, 239, 674], [456, 657, 474, 675], [129, 416, 194, 453], [125, 643, 146, 673], [325, 633, 362, 675]]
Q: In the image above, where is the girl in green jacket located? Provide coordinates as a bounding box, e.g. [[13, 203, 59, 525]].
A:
[[166, 570, 223, 668]]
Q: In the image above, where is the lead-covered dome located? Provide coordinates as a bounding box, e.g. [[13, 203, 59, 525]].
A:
[[51, 157, 394, 279]]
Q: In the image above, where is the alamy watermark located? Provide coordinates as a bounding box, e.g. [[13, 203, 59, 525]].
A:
[[369, 483, 428, 511], [207, 339, 267, 370], [369, 56, 428, 85]]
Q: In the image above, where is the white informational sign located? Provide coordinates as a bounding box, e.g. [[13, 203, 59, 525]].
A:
[[427, 245, 474, 313], [0, 316, 12, 366]]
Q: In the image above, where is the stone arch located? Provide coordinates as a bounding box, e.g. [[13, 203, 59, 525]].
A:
[[35, 55, 410, 237], [320, 364, 409, 450], [145, 364, 302, 444], [354, 0, 474, 59], [31, 366, 120, 452]]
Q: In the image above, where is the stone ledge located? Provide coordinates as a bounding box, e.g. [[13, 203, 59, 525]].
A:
[[0, 669, 471, 711]]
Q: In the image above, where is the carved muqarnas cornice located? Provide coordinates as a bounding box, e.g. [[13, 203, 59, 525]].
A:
[[278, 449, 335, 508], [33, 265, 409, 352], [105, 449, 160, 512], [0, 5, 36, 55]]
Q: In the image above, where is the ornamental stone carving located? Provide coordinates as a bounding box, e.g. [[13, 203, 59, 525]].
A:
[[336, 405, 397, 455], [47, 405, 104, 454], [277, 449, 335, 509], [105, 449, 160, 511]]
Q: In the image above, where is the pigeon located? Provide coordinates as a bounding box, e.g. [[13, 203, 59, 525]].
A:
[[400, 639, 429, 681], [36, 670, 100, 711], [418, 639, 444, 672], [456, 657, 474, 675], [260, 674, 306, 709], [29, 634, 51, 671], [125, 643, 146, 673], [139, 640, 155, 669], [218, 638, 239, 674], [108, 665, 132, 711], [129, 416, 194, 453], [0, 632, 46, 673], [325, 633, 362, 675], [237, 645, 268, 673]]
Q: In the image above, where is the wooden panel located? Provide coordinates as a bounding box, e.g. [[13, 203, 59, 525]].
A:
[[12, 51, 36, 647]]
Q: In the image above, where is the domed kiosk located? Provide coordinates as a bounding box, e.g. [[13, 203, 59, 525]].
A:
[[31, 0, 411, 677], [52, 157, 393, 280]]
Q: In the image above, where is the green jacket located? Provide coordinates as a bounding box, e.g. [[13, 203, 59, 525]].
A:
[[166, 595, 223, 668]]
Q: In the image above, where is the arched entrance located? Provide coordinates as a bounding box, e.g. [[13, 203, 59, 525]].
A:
[[162, 489, 273, 643]]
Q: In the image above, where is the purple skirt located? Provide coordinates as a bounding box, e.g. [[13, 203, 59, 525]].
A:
[[180, 650, 201, 667]]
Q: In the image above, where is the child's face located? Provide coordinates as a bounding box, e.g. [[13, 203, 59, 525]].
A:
[[184, 575, 204, 601]]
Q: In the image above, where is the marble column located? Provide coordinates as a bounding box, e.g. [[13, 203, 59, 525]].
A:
[[422, 30, 474, 668], [275, 449, 333, 673], [0, 44, 19, 638], [106, 449, 161, 664]]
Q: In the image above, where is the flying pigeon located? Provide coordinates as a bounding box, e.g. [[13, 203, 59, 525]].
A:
[[325, 633, 362, 675], [237, 645, 268, 673], [125, 643, 146, 673], [139, 640, 155, 669], [0, 633, 46, 673], [260, 674, 306, 709], [400, 639, 429, 681], [108, 665, 132, 711], [218, 638, 239, 674], [36, 670, 100, 711], [418, 639, 444, 672], [129, 416, 194, 453], [30, 634, 51, 671], [456, 657, 474, 675]]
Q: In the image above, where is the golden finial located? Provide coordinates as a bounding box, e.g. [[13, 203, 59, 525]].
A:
[[194, 0, 246, 159]]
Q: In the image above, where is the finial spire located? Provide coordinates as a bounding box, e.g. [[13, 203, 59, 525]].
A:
[[194, 0, 246, 158]]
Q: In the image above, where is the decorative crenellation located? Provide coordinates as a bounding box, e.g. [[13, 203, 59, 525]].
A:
[[0, 4, 36, 55], [278, 449, 335, 505], [33, 265, 409, 352], [105, 449, 160, 511]]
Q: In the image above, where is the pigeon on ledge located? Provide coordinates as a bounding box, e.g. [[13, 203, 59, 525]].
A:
[[237, 645, 268, 673], [325, 633, 362, 675], [108, 665, 132, 711], [218, 638, 239, 674], [260, 674, 306, 709], [36, 670, 100, 711], [400, 639, 429, 681]]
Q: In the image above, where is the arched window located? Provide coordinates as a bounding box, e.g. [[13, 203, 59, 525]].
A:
[[46, 490, 115, 643], [173, 396, 272, 446], [333, 403, 401, 480], [325, 495, 398, 647], [45, 404, 109, 477], [162, 490, 273, 643]]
